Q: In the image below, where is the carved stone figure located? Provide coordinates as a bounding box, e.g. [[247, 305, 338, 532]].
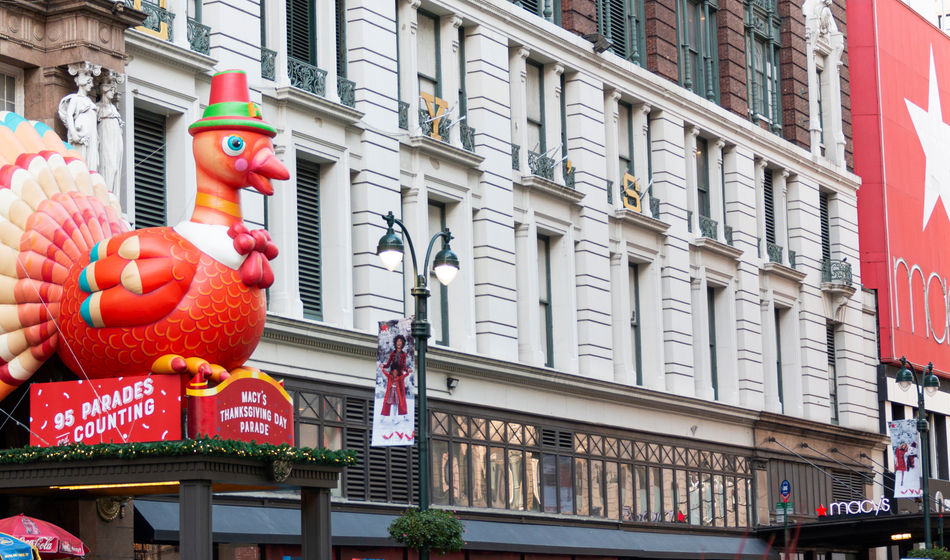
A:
[[58, 62, 102, 171], [97, 71, 124, 193]]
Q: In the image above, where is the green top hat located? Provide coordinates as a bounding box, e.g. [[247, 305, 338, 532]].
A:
[[189, 70, 277, 137]]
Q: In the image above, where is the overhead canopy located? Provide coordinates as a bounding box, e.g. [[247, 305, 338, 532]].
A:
[[757, 513, 936, 550], [135, 500, 778, 559]]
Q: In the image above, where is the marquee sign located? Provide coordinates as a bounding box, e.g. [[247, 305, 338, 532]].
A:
[[850, 0, 950, 372], [186, 369, 293, 446], [29, 374, 181, 447]]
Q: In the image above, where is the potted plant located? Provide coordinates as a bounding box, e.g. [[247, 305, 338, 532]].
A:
[[388, 508, 465, 555]]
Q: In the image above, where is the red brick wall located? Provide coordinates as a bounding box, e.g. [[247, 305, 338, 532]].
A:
[[778, 0, 810, 149], [560, 0, 598, 36], [644, 0, 679, 83], [718, 0, 748, 117], [834, 0, 853, 170]]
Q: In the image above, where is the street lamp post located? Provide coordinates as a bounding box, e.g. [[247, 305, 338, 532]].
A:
[[897, 356, 941, 550], [376, 211, 460, 560]]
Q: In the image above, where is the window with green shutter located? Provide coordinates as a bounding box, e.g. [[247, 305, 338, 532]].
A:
[[745, 0, 781, 131], [538, 235, 553, 368], [707, 287, 718, 401], [763, 169, 775, 244], [679, 0, 718, 101], [297, 157, 322, 320], [132, 108, 167, 229], [597, 0, 645, 66], [512, 0, 562, 23], [287, 0, 316, 64], [696, 137, 710, 218], [335, 0, 346, 77], [820, 192, 831, 263], [629, 263, 642, 385], [827, 322, 838, 424]]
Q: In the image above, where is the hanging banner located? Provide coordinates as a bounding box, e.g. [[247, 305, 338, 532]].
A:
[[372, 318, 416, 447], [888, 419, 923, 497]]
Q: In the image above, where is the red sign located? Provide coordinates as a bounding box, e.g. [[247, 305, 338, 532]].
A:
[[186, 370, 293, 446], [29, 374, 181, 447], [850, 0, 950, 373]]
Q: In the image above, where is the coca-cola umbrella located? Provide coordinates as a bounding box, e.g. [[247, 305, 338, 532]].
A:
[[0, 516, 87, 559]]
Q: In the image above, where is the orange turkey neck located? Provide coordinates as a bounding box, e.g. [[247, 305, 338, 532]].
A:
[[190, 165, 245, 227]]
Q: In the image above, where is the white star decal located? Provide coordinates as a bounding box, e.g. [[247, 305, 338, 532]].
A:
[[905, 46, 950, 230]]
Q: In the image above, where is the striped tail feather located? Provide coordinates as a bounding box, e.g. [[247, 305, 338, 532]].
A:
[[0, 113, 130, 400]]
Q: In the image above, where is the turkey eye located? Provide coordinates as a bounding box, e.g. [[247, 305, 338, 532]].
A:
[[221, 135, 246, 156]]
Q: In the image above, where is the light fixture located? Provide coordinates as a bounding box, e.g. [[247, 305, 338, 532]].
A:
[[376, 216, 405, 272], [924, 362, 940, 396], [897, 356, 915, 392], [583, 32, 612, 54], [432, 240, 460, 286], [446, 377, 459, 392], [890, 533, 912, 541]]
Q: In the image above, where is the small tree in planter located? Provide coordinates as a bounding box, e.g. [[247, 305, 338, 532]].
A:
[[388, 508, 465, 555], [908, 548, 950, 560]]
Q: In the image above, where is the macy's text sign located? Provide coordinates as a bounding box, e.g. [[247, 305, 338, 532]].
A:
[[30, 374, 181, 446], [186, 369, 293, 446]]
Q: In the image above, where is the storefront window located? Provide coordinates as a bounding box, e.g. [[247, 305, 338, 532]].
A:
[[590, 460, 605, 517], [663, 468, 676, 522], [635, 465, 648, 519], [689, 472, 701, 525], [650, 467, 662, 521], [606, 462, 619, 518], [575, 458, 589, 516]]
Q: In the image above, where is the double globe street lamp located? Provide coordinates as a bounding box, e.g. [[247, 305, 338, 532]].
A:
[[377, 210, 459, 560], [897, 356, 941, 549]]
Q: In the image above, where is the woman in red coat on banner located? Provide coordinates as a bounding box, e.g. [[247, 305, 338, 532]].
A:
[[895, 442, 908, 484], [381, 335, 411, 416]]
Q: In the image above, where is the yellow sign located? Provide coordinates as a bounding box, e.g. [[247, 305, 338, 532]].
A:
[[420, 92, 449, 141], [131, 0, 171, 41], [622, 172, 642, 213]]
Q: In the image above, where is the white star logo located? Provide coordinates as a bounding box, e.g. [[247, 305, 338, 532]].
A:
[[906, 46, 950, 230]]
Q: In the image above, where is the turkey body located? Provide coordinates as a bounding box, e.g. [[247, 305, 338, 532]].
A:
[[56, 227, 266, 378]]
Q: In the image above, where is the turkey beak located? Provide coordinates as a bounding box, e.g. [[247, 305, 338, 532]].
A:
[[246, 147, 289, 196]]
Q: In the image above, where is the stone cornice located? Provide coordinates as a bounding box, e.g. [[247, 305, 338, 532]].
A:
[[265, 87, 364, 126], [126, 31, 215, 74], [402, 135, 485, 169]]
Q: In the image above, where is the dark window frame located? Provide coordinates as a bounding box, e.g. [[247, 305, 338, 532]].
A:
[[679, 0, 719, 101]]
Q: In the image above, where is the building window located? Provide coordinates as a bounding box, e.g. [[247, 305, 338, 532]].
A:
[[0, 72, 15, 112], [560, 73, 568, 167], [680, 0, 718, 101], [696, 137, 710, 219], [297, 157, 322, 320], [763, 168, 776, 247], [538, 235, 554, 368], [774, 307, 784, 413], [619, 101, 634, 179], [630, 263, 642, 385], [429, 202, 449, 346], [526, 60, 545, 156], [745, 0, 781, 130], [458, 25, 467, 122], [513, 0, 562, 23], [826, 322, 838, 424], [935, 414, 949, 480], [417, 11, 440, 98], [132, 108, 167, 229], [707, 287, 719, 401], [597, 0, 646, 66], [287, 0, 316, 66], [336, 0, 347, 78], [820, 191, 831, 263]]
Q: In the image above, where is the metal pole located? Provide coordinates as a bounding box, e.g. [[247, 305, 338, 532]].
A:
[[783, 504, 788, 553], [412, 278, 431, 560], [919, 384, 932, 550]]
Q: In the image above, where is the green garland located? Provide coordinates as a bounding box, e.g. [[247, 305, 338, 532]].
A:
[[0, 437, 357, 467]]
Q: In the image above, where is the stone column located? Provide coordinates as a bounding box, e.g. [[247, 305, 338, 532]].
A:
[[776, 169, 790, 265], [692, 274, 714, 400], [761, 299, 782, 413], [604, 90, 621, 209], [301, 488, 332, 560], [544, 64, 565, 183], [509, 48, 530, 173], [398, 0, 423, 135], [711, 139, 726, 242], [266, 141, 303, 317], [685, 125, 699, 234], [610, 251, 634, 384], [440, 15, 464, 147], [516, 219, 542, 366], [467, 25, 519, 359]]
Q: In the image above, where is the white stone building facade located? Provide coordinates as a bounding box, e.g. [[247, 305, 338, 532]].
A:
[[113, 0, 886, 555]]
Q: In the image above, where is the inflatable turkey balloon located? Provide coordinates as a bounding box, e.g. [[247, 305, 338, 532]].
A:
[[0, 69, 288, 403]]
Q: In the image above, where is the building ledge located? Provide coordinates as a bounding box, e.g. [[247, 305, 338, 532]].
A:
[[611, 207, 669, 235], [403, 135, 484, 169], [126, 31, 216, 74], [691, 236, 743, 261], [516, 174, 586, 205], [267, 87, 363, 126], [759, 261, 807, 283]]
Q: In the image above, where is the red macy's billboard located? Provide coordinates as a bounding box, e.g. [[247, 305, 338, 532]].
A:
[[850, 0, 950, 373]]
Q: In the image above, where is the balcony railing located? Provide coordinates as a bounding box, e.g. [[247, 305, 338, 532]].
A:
[[186, 18, 210, 54], [261, 48, 277, 81], [528, 150, 555, 181], [788, 250, 797, 269], [132, 0, 175, 40], [511, 144, 520, 171], [563, 161, 575, 189], [699, 214, 718, 239], [398, 101, 409, 130], [288, 57, 327, 97], [649, 195, 660, 219], [686, 210, 693, 233], [724, 225, 734, 246], [460, 123, 476, 153], [822, 258, 853, 286], [766, 241, 783, 264], [337, 77, 355, 108], [607, 180, 614, 204]]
